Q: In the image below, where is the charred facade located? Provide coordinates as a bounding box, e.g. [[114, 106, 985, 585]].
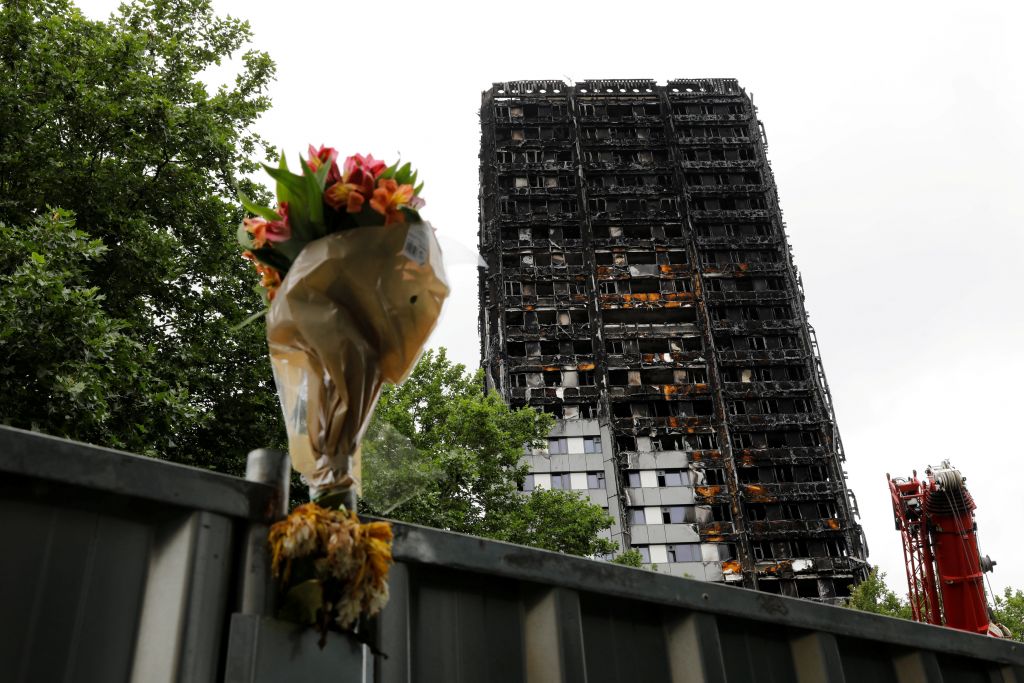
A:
[[478, 78, 868, 601]]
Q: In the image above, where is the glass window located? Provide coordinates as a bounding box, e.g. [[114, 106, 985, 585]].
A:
[[634, 545, 651, 563], [587, 471, 605, 489], [550, 473, 571, 490], [584, 436, 602, 453], [626, 471, 642, 487], [657, 469, 686, 487], [667, 543, 702, 563], [628, 508, 647, 525], [522, 474, 535, 492], [662, 505, 694, 524], [548, 437, 567, 454]]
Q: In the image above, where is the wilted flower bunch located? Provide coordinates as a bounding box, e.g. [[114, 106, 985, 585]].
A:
[[269, 503, 394, 635], [238, 146, 425, 301]]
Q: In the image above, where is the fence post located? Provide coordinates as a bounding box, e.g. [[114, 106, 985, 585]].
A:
[[240, 448, 290, 615]]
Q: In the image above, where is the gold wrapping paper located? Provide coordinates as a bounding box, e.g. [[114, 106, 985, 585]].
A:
[[266, 221, 448, 500]]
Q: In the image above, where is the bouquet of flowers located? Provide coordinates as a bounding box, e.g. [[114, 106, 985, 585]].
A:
[[238, 147, 447, 639], [239, 146, 448, 504]]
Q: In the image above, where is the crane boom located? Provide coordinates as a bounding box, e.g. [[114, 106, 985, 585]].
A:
[[887, 460, 1005, 637]]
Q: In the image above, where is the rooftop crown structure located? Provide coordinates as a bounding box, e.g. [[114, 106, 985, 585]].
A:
[[478, 78, 868, 601]]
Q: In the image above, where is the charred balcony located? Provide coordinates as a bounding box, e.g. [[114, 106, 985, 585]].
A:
[[741, 481, 848, 503], [720, 381, 818, 399], [690, 209, 771, 222], [692, 227, 781, 247], [679, 146, 760, 163], [710, 320, 802, 336], [715, 349, 808, 364], [596, 266, 693, 281], [731, 446, 832, 466], [612, 415, 717, 432], [492, 101, 571, 124], [581, 147, 673, 169], [586, 198, 679, 221], [508, 386, 602, 402], [605, 353, 707, 368], [703, 290, 793, 305], [606, 384, 713, 401], [577, 100, 662, 123], [498, 264, 590, 279]]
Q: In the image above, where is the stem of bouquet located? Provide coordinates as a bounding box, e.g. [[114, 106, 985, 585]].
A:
[[313, 487, 357, 513]]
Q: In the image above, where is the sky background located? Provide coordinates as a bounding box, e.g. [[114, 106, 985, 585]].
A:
[[79, 0, 1024, 596]]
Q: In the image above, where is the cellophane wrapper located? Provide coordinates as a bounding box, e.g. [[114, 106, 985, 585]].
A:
[[266, 221, 448, 501]]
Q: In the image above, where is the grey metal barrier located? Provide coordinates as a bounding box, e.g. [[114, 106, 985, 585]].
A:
[[2, 425, 1022, 682], [0, 426, 285, 683]]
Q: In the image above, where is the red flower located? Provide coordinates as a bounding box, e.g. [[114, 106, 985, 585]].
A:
[[370, 179, 414, 225], [243, 203, 291, 247], [324, 182, 368, 213], [343, 153, 387, 187], [266, 203, 291, 242], [307, 145, 341, 185], [324, 154, 384, 214]]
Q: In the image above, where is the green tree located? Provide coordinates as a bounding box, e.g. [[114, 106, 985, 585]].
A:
[[611, 549, 645, 568], [846, 567, 914, 620], [993, 587, 1024, 641], [361, 348, 617, 557], [0, 210, 198, 453], [498, 488, 617, 556], [0, 0, 281, 472]]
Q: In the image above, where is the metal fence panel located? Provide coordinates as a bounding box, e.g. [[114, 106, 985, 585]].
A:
[[3, 425, 1024, 683]]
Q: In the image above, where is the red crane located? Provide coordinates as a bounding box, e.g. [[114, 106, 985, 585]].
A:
[[888, 461, 1007, 637]]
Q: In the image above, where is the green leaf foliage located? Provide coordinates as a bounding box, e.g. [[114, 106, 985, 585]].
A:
[[0, 211, 198, 455], [611, 549, 645, 568], [0, 0, 283, 473], [498, 489, 618, 557], [993, 587, 1024, 642], [238, 190, 280, 223], [845, 567, 914, 620], [360, 348, 618, 557]]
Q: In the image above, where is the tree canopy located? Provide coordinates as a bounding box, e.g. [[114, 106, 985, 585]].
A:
[[0, 0, 282, 472], [361, 349, 618, 557], [1, 0, 617, 559]]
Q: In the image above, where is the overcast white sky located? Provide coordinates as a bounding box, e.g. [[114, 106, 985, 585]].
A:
[[78, 0, 1024, 596]]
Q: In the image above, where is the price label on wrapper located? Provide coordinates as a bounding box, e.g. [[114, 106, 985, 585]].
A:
[[402, 223, 430, 266]]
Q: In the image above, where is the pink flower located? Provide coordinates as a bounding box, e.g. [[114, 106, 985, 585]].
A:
[[343, 153, 387, 187], [265, 202, 291, 242], [244, 203, 291, 246], [307, 145, 341, 185]]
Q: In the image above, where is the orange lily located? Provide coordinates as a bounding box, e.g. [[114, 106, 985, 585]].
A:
[[324, 181, 368, 213], [370, 179, 414, 225], [242, 250, 282, 300]]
